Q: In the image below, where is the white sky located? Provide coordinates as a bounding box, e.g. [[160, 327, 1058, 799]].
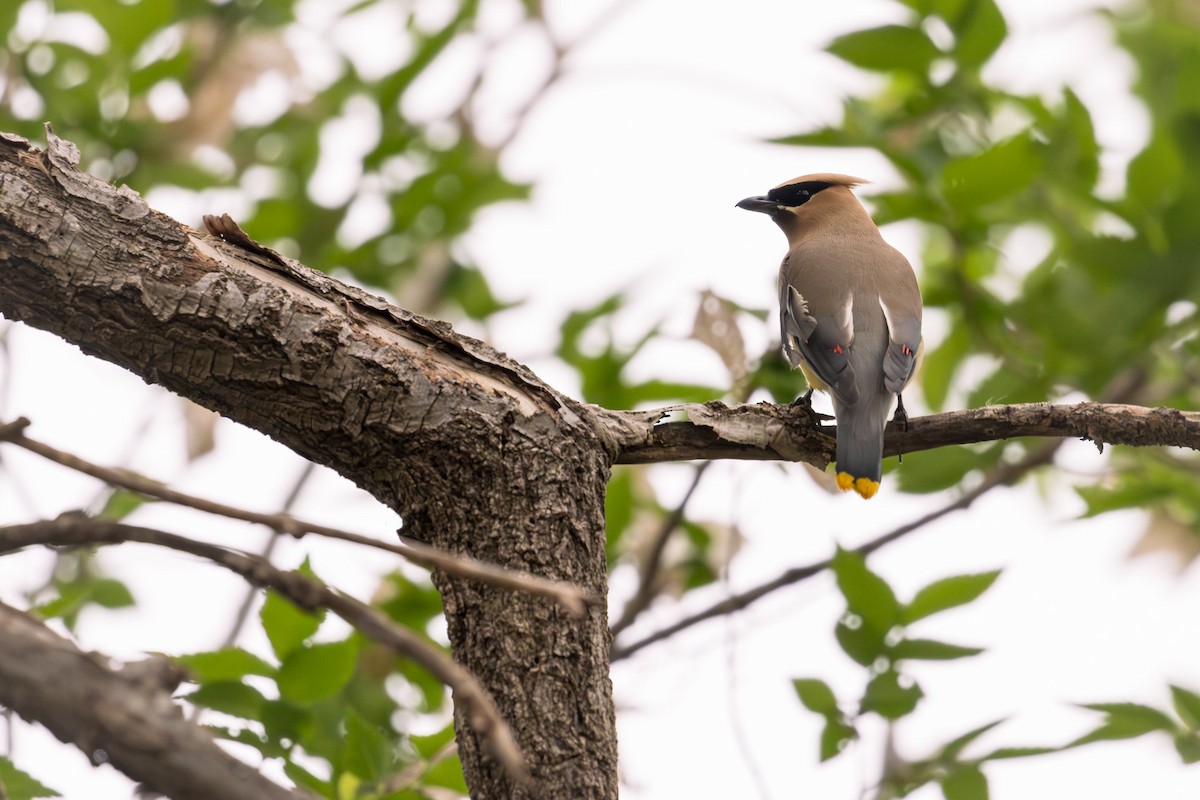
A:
[[5, 0, 1200, 799]]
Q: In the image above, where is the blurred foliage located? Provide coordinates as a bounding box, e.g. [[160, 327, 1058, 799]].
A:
[[0, 0, 530, 317], [179, 566, 460, 799], [764, 0, 1200, 795], [774, 0, 1200, 503], [5, 0, 1200, 797], [0, 757, 60, 800]]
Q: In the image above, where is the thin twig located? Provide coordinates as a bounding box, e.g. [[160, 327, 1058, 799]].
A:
[[610, 367, 1150, 661], [217, 460, 316, 651], [489, 0, 639, 151], [0, 418, 597, 615], [0, 516, 533, 789], [610, 442, 1060, 662], [609, 461, 711, 638]]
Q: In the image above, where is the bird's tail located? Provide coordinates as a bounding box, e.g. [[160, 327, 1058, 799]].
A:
[[833, 395, 890, 500]]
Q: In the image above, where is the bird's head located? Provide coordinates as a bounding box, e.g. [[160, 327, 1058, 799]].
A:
[[736, 173, 870, 240]]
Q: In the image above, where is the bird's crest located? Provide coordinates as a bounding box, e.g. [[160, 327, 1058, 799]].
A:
[[771, 173, 869, 190], [766, 174, 869, 208]]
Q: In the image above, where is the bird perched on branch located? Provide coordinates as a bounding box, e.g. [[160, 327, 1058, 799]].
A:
[[737, 174, 922, 499]]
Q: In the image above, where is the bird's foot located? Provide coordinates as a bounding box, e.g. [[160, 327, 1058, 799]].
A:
[[892, 394, 909, 431]]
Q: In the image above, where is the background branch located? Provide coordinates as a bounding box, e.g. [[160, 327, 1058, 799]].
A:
[[0, 516, 533, 789], [0, 417, 596, 614], [609, 461, 711, 638], [610, 441, 1060, 661]]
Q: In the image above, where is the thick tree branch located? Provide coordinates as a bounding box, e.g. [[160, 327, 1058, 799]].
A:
[[0, 599, 309, 800], [0, 515, 532, 788], [0, 128, 616, 799]]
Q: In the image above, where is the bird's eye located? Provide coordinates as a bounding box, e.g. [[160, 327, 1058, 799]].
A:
[[766, 181, 830, 207]]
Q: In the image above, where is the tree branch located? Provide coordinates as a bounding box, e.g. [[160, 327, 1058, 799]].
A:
[[0, 599, 311, 800], [0, 515, 532, 789], [608, 461, 711, 638], [0, 416, 598, 614], [0, 126, 617, 799], [611, 441, 1059, 661], [600, 400, 1200, 465]]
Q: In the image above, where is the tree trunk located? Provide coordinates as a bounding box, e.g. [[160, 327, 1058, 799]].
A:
[[0, 129, 617, 798]]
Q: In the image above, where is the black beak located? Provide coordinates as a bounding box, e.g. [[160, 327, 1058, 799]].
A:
[[735, 195, 780, 214]]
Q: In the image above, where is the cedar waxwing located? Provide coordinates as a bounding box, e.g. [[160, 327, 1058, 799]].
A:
[[737, 174, 922, 499]]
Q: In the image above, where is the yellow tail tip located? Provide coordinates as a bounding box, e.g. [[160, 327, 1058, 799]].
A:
[[836, 472, 880, 500]]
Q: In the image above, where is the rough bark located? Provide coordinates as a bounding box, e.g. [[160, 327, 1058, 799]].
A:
[[0, 129, 617, 798]]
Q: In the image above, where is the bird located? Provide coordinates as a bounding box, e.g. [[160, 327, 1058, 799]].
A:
[[737, 174, 922, 499]]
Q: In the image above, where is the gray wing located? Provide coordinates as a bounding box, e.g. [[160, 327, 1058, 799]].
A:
[[878, 295, 921, 394], [780, 282, 859, 406]]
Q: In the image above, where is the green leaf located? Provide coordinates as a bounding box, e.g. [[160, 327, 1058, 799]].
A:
[[1126, 127, 1183, 212], [276, 640, 359, 704], [260, 579, 325, 661], [96, 488, 149, 520], [0, 757, 61, 800], [942, 133, 1044, 210], [343, 707, 394, 782], [939, 719, 1005, 761], [793, 678, 840, 716], [1076, 460, 1200, 518], [819, 717, 859, 762], [896, 446, 990, 494], [827, 25, 941, 75], [90, 578, 135, 609], [283, 761, 334, 800], [377, 572, 444, 632], [949, 0, 1007, 68], [835, 615, 885, 666], [1071, 703, 1178, 746], [861, 670, 924, 720], [832, 548, 902, 634], [444, 263, 519, 320], [892, 638, 985, 661], [832, 549, 901, 665], [981, 746, 1058, 760], [261, 699, 311, 745], [1174, 732, 1200, 764], [904, 571, 1002, 623], [941, 765, 989, 800], [1171, 685, 1200, 729], [187, 681, 268, 720], [176, 647, 276, 683], [35, 573, 135, 626], [420, 749, 470, 793], [604, 468, 636, 560], [919, 324, 971, 411], [412, 722, 458, 760], [1060, 87, 1100, 189]]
